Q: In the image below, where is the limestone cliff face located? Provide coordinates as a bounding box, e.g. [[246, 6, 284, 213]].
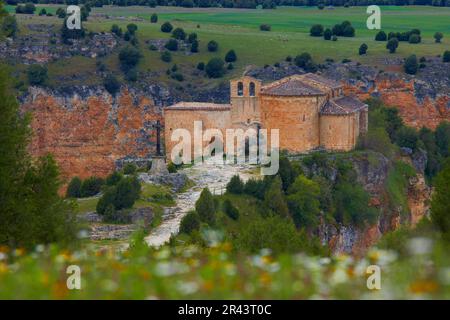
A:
[[21, 86, 163, 182]]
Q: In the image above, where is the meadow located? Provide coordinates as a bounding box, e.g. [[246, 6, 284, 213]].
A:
[[6, 5, 450, 82]]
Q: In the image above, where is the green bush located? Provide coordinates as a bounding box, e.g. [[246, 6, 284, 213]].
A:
[[264, 176, 289, 218], [103, 74, 121, 95], [197, 62, 205, 70], [96, 176, 141, 214], [431, 160, 450, 242], [106, 171, 123, 186], [359, 43, 368, 55], [161, 51, 172, 63], [259, 24, 271, 31], [205, 58, 225, 78], [172, 27, 186, 40], [386, 38, 399, 53], [179, 211, 200, 234], [207, 40, 218, 52], [66, 177, 82, 198], [404, 54, 418, 75], [375, 30, 387, 41], [126, 23, 138, 35], [167, 162, 177, 173], [309, 24, 324, 37], [165, 39, 178, 51], [150, 13, 158, 23], [408, 33, 421, 44], [195, 188, 216, 225], [27, 65, 48, 86], [443, 51, 450, 63], [123, 163, 137, 175], [287, 175, 321, 229], [160, 22, 173, 33], [1, 15, 18, 38], [223, 199, 239, 220], [187, 32, 197, 43], [80, 177, 105, 198], [111, 24, 122, 36], [434, 32, 443, 43], [396, 126, 419, 150], [190, 39, 199, 53], [225, 50, 237, 63], [118, 46, 141, 71], [323, 28, 332, 40], [226, 175, 244, 194]]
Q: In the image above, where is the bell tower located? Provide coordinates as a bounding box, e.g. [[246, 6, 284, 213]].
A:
[[230, 76, 261, 129]]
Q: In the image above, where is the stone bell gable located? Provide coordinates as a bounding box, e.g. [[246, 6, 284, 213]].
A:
[[163, 73, 368, 158]]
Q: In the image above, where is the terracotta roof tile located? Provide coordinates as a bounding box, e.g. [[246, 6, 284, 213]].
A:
[[302, 73, 341, 89], [261, 78, 325, 96], [320, 96, 367, 115], [165, 102, 231, 111]]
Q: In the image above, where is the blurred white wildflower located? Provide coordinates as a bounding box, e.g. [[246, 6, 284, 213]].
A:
[[77, 230, 89, 239], [155, 248, 171, 260], [201, 229, 224, 247], [176, 281, 199, 295], [101, 279, 119, 292], [319, 257, 331, 265], [0, 252, 6, 261], [154, 261, 189, 276], [407, 237, 433, 255], [35, 244, 45, 253], [329, 268, 348, 286]]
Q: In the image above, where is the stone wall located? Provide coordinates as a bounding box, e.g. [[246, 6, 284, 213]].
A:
[[320, 113, 359, 151], [260, 95, 322, 152]]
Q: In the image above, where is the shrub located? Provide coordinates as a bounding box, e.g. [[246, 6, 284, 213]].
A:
[[332, 35, 337, 41], [150, 13, 158, 23], [226, 175, 244, 194], [195, 188, 216, 225], [123, 163, 137, 175], [227, 63, 234, 70], [205, 58, 225, 78], [408, 34, 421, 44], [1, 15, 18, 38], [167, 162, 177, 173], [207, 40, 218, 52], [386, 38, 399, 53], [318, 3, 324, 9], [375, 30, 387, 41], [223, 199, 239, 220], [81, 177, 104, 197], [161, 51, 172, 63], [404, 54, 418, 75], [15, 3, 35, 14], [125, 68, 138, 82], [165, 39, 178, 51], [104, 74, 121, 95], [310, 24, 324, 37], [431, 160, 450, 242], [443, 51, 450, 63], [171, 72, 184, 82], [118, 46, 141, 71], [190, 40, 199, 53], [172, 27, 186, 40], [56, 7, 66, 18], [287, 175, 321, 229], [160, 22, 173, 33], [114, 176, 141, 210], [111, 24, 122, 37], [38, 8, 46, 16], [343, 25, 355, 37], [434, 32, 443, 43], [179, 211, 200, 234], [187, 32, 197, 43], [323, 28, 332, 40], [27, 65, 48, 85], [264, 176, 289, 218], [294, 52, 312, 68], [149, 44, 157, 51], [260, 24, 271, 31], [396, 126, 419, 150], [197, 62, 205, 70], [359, 43, 368, 55], [106, 171, 123, 186], [66, 177, 82, 198], [126, 23, 138, 35], [225, 49, 237, 63]]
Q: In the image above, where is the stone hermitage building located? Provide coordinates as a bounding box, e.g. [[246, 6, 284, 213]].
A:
[[164, 73, 368, 158]]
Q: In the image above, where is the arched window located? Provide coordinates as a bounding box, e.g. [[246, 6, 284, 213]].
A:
[[237, 82, 243, 96], [249, 82, 256, 96]]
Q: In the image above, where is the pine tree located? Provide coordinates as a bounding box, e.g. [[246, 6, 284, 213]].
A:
[[264, 176, 289, 218], [195, 188, 216, 225]]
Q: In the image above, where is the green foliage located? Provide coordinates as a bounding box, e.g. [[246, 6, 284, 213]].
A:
[[27, 65, 47, 86], [359, 43, 368, 55], [443, 51, 450, 63], [396, 126, 419, 150], [123, 163, 137, 175], [386, 37, 399, 53], [323, 28, 332, 40], [226, 175, 244, 194], [106, 171, 123, 186], [161, 50, 172, 63], [223, 199, 239, 220], [80, 177, 104, 198], [287, 175, 321, 229], [195, 188, 216, 225], [179, 211, 200, 234], [103, 74, 121, 95], [259, 24, 271, 31], [235, 215, 321, 255], [408, 33, 421, 44], [278, 156, 297, 191], [435, 121, 450, 157], [357, 126, 396, 159], [243, 177, 266, 200], [431, 160, 450, 241], [167, 162, 177, 173], [1, 15, 18, 37], [187, 32, 197, 43], [433, 32, 443, 43], [309, 24, 323, 37], [150, 13, 158, 23], [126, 23, 138, 35], [96, 176, 141, 214], [118, 46, 141, 71], [385, 161, 416, 217], [172, 27, 186, 40], [196, 62, 205, 70], [207, 40, 219, 52], [224, 49, 237, 63], [66, 176, 82, 198], [111, 24, 122, 36], [264, 176, 289, 218], [15, 3, 35, 14], [160, 21, 173, 33], [205, 57, 225, 78], [165, 38, 178, 51], [375, 30, 387, 41], [294, 52, 317, 72], [190, 39, 199, 53]]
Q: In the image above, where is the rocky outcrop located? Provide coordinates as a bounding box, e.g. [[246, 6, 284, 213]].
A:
[[21, 86, 163, 181]]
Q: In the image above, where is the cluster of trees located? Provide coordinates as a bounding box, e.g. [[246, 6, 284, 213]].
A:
[[375, 29, 422, 45], [293, 52, 318, 72], [358, 98, 450, 182], [0, 69, 79, 249], [310, 21, 355, 38], [18, 0, 450, 9], [15, 3, 36, 14], [27, 65, 48, 85]]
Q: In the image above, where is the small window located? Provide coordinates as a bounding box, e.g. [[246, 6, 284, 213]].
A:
[[303, 115, 306, 121], [237, 82, 243, 96], [249, 82, 256, 96]]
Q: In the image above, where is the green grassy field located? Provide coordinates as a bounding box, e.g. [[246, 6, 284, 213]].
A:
[[6, 5, 450, 85]]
